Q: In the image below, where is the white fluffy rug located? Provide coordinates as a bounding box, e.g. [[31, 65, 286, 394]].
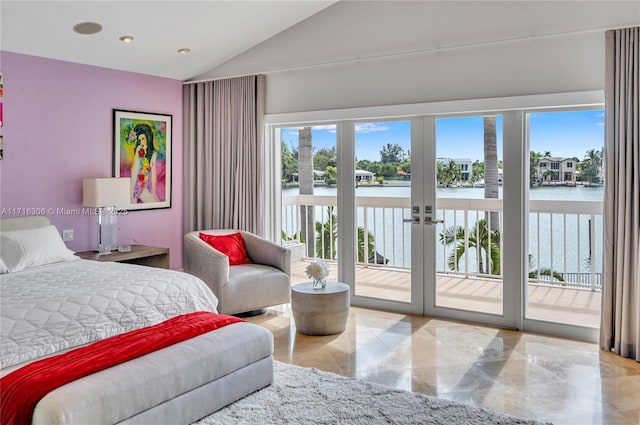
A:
[[195, 361, 551, 425]]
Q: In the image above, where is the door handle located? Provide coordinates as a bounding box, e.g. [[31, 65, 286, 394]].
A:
[[403, 217, 420, 224], [425, 218, 444, 225]]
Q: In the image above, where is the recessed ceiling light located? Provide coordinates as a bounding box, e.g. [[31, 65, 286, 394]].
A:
[[119, 35, 134, 43], [73, 22, 103, 35], [177, 48, 191, 55]]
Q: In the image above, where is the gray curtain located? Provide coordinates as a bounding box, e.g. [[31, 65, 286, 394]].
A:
[[183, 75, 265, 235], [600, 27, 639, 361]]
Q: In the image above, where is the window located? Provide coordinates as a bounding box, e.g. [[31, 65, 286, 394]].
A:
[[527, 109, 604, 329], [267, 96, 604, 341]]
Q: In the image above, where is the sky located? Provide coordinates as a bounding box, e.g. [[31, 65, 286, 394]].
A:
[[280, 109, 605, 163]]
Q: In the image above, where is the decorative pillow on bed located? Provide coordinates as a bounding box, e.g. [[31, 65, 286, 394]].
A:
[[199, 232, 253, 265], [0, 225, 79, 272]]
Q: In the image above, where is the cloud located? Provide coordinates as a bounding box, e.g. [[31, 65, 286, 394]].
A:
[[282, 125, 337, 134], [596, 122, 604, 127], [355, 123, 390, 133], [316, 123, 391, 134], [283, 123, 389, 135], [313, 125, 337, 133]]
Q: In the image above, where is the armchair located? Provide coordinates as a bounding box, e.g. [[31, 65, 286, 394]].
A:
[[184, 230, 291, 315]]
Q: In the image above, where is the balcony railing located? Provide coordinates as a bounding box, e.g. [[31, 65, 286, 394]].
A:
[[282, 195, 603, 291]]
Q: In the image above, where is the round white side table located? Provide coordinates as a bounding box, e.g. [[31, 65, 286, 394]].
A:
[[291, 282, 350, 336]]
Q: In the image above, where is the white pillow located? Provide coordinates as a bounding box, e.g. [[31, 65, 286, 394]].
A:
[[0, 225, 78, 273]]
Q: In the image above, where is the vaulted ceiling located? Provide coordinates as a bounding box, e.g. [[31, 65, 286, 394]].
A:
[[0, 1, 336, 80], [1, 1, 638, 82]]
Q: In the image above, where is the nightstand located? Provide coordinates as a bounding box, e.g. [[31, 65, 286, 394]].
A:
[[75, 245, 170, 269]]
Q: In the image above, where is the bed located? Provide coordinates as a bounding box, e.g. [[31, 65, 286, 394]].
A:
[[0, 216, 274, 424]]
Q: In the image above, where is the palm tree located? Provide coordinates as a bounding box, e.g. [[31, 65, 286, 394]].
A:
[[529, 151, 541, 187], [443, 160, 461, 186], [528, 269, 566, 284], [528, 255, 565, 284], [543, 168, 556, 182], [439, 219, 501, 275], [315, 207, 375, 262], [585, 148, 603, 167], [471, 162, 484, 186], [315, 207, 337, 260], [582, 148, 604, 185], [281, 230, 305, 243], [298, 127, 315, 257], [356, 227, 376, 263], [281, 142, 297, 185], [483, 116, 500, 231], [436, 161, 447, 184], [441, 116, 501, 273]]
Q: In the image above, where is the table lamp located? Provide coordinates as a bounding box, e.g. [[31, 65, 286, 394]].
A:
[[83, 177, 129, 255]]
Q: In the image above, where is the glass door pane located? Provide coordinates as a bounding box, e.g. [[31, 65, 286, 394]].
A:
[[526, 110, 603, 328], [353, 120, 413, 303], [280, 125, 339, 285], [434, 115, 504, 316]]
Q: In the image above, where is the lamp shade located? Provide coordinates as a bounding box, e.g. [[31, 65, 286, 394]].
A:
[[83, 178, 129, 208]]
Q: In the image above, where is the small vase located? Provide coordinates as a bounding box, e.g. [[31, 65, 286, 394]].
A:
[[312, 278, 327, 290]]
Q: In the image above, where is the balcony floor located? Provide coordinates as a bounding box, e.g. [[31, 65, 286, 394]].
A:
[[291, 260, 601, 328]]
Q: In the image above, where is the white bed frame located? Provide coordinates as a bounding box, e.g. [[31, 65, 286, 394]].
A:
[[1, 216, 274, 425]]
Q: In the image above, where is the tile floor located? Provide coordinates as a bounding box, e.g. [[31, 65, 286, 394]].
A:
[[246, 305, 640, 425], [291, 260, 601, 328]]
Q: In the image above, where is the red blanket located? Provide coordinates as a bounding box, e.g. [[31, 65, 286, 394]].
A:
[[0, 311, 244, 425]]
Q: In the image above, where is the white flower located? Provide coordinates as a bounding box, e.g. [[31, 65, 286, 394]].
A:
[[305, 260, 330, 281]]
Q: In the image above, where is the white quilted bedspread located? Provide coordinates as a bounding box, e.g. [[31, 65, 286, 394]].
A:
[[0, 260, 219, 369]]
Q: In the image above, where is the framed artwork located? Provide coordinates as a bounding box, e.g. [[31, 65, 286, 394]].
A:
[[113, 109, 172, 210]]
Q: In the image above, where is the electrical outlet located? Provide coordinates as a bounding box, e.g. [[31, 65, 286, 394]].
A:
[[62, 229, 74, 242]]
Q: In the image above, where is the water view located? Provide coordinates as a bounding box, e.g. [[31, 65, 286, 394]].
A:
[[281, 110, 605, 289], [284, 184, 605, 201], [283, 184, 604, 282]]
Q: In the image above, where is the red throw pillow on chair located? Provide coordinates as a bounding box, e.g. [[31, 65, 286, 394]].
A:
[[199, 232, 253, 265]]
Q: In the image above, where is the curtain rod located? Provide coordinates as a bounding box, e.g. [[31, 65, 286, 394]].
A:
[[183, 24, 639, 85]]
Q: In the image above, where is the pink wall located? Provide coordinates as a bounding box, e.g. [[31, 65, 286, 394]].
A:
[[0, 52, 185, 269]]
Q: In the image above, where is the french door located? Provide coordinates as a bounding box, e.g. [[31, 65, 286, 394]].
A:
[[274, 106, 602, 340], [277, 116, 520, 326], [421, 113, 520, 329], [342, 118, 425, 315], [336, 115, 519, 328]]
